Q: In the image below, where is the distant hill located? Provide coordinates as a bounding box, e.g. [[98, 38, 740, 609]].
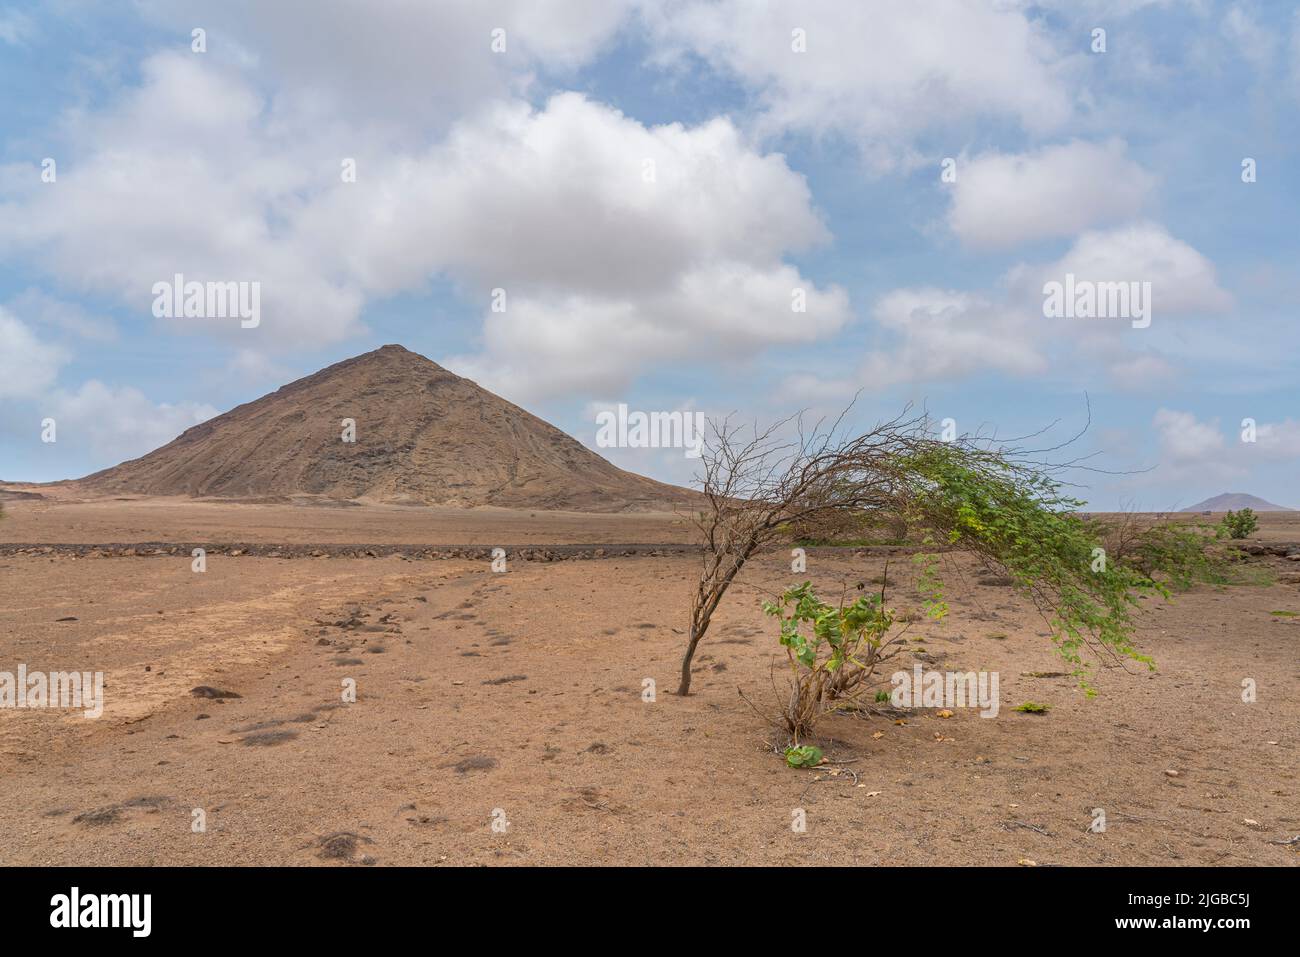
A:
[[79, 345, 693, 512], [1182, 493, 1293, 512]]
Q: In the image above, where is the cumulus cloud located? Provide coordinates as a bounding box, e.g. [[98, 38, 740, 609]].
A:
[[1141, 409, 1300, 490], [0, 59, 846, 399], [0, 53, 368, 347], [1152, 408, 1243, 483], [783, 218, 1227, 398], [0, 307, 69, 398], [6, 289, 117, 342], [1252, 418, 1300, 459], [859, 289, 1046, 390], [46, 381, 217, 461], [1008, 222, 1233, 316], [450, 261, 849, 400], [135, 0, 639, 135], [643, 0, 1075, 168], [947, 140, 1155, 248]]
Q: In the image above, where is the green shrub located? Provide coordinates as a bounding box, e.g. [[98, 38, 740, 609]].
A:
[[764, 581, 921, 739], [1219, 508, 1259, 539]]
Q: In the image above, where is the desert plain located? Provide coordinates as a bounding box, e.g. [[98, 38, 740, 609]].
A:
[[1, 487, 1297, 867]]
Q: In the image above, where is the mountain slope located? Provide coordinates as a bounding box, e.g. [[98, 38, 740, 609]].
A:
[[80, 345, 692, 512], [1182, 493, 1293, 512]]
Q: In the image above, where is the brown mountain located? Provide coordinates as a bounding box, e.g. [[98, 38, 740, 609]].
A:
[[80, 345, 692, 512], [1181, 493, 1292, 512]]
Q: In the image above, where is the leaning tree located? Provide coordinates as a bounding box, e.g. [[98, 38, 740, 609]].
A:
[[676, 404, 1156, 698]]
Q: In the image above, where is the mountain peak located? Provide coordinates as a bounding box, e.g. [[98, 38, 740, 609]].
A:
[[1182, 492, 1293, 512], [79, 346, 689, 511]]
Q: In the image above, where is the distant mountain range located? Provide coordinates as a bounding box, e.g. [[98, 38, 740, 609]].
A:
[[1181, 493, 1293, 512]]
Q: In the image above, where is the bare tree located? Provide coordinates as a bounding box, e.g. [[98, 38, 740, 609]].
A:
[[678, 404, 942, 695]]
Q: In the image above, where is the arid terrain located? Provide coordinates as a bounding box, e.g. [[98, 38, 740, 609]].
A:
[[1, 495, 1296, 866]]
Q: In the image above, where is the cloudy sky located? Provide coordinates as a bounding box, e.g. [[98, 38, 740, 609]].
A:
[[1, 0, 1298, 509]]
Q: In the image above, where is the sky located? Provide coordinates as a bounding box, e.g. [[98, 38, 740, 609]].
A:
[[1, 0, 1298, 509]]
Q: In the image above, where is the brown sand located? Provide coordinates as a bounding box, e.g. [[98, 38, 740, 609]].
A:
[[0, 500, 1296, 866]]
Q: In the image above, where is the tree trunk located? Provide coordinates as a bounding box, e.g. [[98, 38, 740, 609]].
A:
[[677, 622, 704, 696]]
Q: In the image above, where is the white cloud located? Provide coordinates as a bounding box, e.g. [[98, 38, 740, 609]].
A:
[[449, 261, 849, 400], [1253, 419, 1300, 460], [1152, 408, 1242, 482], [1096, 351, 1177, 391], [0, 307, 69, 398], [0, 9, 34, 45], [1, 55, 844, 399], [304, 93, 831, 298], [1008, 222, 1233, 316], [855, 289, 1047, 391], [0, 53, 367, 347], [644, 0, 1075, 168], [1139, 409, 1300, 491], [135, 0, 639, 136], [1032, 0, 1204, 16], [782, 219, 1229, 398], [1154, 408, 1226, 462], [6, 289, 117, 342], [948, 140, 1154, 248], [46, 381, 217, 461], [1221, 4, 1277, 71]]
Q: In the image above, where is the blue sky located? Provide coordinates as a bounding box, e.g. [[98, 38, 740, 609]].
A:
[[1, 0, 1298, 509]]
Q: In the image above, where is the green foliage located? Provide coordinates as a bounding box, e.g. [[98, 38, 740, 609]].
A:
[[1014, 701, 1050, 714], [1093, 515, 1262, 591], [1125, 522, 1234, 590], [1219, 508, 1259, 539], [784, 745, 824, 768], [765, 581, 898, 671], [900, 445, 1157, 689], [763, 581, 917, 738]]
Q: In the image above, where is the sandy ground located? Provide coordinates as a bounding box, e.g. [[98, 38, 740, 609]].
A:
[[0, 489, 690, 546], [0, 499, 1297, 866]]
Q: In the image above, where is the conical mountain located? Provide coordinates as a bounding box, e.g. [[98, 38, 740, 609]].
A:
[[1181, 492, 1292, 512], [80, 345, 691, 511]]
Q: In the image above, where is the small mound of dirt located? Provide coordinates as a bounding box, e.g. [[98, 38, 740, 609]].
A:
[[443, 755, 498, 774], [241, 729, 298, 747]]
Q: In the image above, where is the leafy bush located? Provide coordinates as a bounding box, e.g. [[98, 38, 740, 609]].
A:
[[1219, 508, 1259, 539], [763, 580, 921, 739], [1091, 514, 1256, 590]]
